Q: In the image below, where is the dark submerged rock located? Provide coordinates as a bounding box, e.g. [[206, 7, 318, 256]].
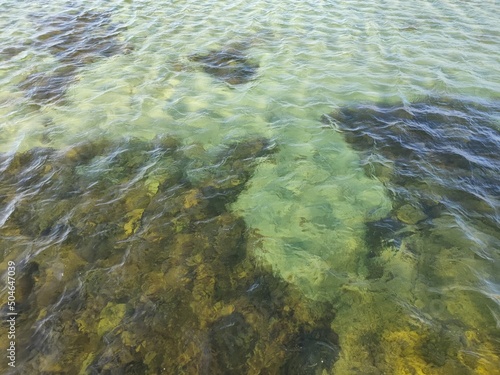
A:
[[0, 45, 25, 59], [18, 68, 77, 104], [322, 98, 500, 230], [189, 42, 259, 85], [19, 9, 128, 104], [280, 327, 340, 375], [365, 217, 405, 256], [209, 312, 258, 374], [31, 10, 126, 65]]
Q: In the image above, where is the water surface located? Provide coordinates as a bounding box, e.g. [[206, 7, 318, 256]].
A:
[[1, 0, 499, 374]]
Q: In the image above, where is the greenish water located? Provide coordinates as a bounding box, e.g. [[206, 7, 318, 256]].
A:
[[1, 0, 499, 374]]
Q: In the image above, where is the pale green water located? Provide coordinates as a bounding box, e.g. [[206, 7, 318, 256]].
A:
[[1, 0, 499, 374]]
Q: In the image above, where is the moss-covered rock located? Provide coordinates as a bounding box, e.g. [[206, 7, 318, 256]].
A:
[[396, 203, 427, 225], [97, 302, 127, 337]]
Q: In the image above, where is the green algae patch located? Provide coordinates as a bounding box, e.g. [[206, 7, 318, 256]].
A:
[[97, 302, 127, 337], [232, 123, 392, 301]]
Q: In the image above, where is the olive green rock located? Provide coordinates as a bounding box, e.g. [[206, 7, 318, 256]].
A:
[[396, 204, 427, 225], [97, 302, 127, 337]]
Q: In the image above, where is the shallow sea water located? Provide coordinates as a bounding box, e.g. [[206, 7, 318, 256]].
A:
[[1, 0, 499, 374]]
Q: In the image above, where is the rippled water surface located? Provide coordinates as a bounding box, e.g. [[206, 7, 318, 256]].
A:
[[1, 0, 499, 374]]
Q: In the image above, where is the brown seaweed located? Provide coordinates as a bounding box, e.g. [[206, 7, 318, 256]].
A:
[[0, 135, 341, 374]]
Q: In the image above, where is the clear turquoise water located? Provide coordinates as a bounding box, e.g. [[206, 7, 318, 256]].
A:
[[1, 0, 499, 374]]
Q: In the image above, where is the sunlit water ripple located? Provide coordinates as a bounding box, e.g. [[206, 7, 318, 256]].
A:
[[1, 0, 499, 374]]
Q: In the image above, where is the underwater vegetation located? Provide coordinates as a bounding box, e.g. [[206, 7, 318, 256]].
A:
[[320, 98, 500, 375], [0, 98, 498, 374], [0, 136, 341, 374], [17, 9, 128, 104], [189, 41, 259, 85], [322, 97, 500, 232]]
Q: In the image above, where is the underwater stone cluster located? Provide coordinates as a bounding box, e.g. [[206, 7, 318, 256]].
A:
[[0, 135, 341, 374]]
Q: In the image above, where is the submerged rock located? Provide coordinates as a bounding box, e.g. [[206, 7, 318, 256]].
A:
[[19, 9, 129, 104], [232, 131, 393, 301], [31, 9, 127, 65], [189, 42, 259, 85], [0, 45, 25, 59], [365, 217, 405, 256], [280, 328, 340, 375], [396, 203, 427, 225], [18, 67, 77, 104], [322, 98, 500, 225], [0, 135, 342, 374]]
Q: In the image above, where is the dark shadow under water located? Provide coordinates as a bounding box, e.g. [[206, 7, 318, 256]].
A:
[[188, 41, 259, 86]]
